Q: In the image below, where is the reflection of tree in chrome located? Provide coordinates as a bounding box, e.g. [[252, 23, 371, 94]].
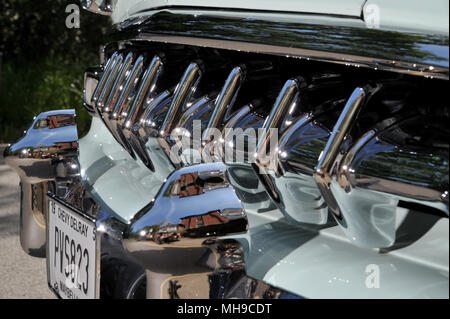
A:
[[359, 148, 448, 190], [143, 12, 449, 66]]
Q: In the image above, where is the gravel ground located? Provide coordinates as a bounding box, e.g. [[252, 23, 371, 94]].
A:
[[0, 144, 55, 299]]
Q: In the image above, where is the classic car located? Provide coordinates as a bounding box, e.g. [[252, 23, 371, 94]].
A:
[[3, 0, 449, 299]]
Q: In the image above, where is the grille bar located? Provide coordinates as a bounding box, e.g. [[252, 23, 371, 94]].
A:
[[124, 56, 163, 129], [103, 52, 134, 113], [204, 66, 245, 143], [160, 62, 202, 138], [88, 47, 449, 249], [111, 55, 144, 120]]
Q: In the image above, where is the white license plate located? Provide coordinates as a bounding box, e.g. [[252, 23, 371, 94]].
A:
[[47, 196, 99, 299]]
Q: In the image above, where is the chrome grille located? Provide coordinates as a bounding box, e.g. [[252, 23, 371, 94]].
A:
[[87, 44, 449, 248]]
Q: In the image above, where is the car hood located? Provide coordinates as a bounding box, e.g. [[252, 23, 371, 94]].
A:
[[106, 0, 448, 35], [113, 0, 366, 19]]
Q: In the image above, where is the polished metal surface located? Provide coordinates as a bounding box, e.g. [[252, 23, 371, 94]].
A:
[[3, 110, 79, 184], [314, 87, 369, 220], [138, 90, 172, 130], [223, 105, 252, 134], [222, 80, 334, 226], [110, 55, 145, 120], [107, 55, 145, 153], [254, 78, 301, 170], [130, 90, 172, 170], [160, 62, 202, 138], [72, 38, 449, 296], [95, 53, 124, 114], [102, 52, 134, 113], [128, 11, 449, 80], [203, 66, 245, 142], [90, 44, 448, 250], [91, 52, 117, 104], [264, 114, 332, 225], [121, 162, 298, 298], [83, 67, 101, 114], [3, 110, 80, 257], [124, 56, 164, 130], [80, 0, 113, 16], [332, 116, 449, 247], [177, 95, 212, 130], [121, 55, 164, 162], [7, 5, 450, 299]]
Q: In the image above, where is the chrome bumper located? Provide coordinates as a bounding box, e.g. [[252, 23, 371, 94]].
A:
[[3, 110, 300, 298], [3, 110, 79, 257]]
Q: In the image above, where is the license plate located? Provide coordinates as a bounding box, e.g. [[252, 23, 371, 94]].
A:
[[46, 196, 99, 299]]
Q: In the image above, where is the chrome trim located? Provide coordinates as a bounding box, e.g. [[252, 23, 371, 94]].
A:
[[331, 119, 449, 247], [111, 55, 145, 121], [124, 56, 164, 130], [337, 130, 377, 193], [102, 52, 134, 113], [160, 62, 202, 137], [95, 53, 123, 113], [122, 162, 254, 298], [139, 90, 172, 130], [177, 95, 212, 129], [129, 90, 172, 170], [106, 55, 145, 152], [99, 52, 135, 155], [204, 66, 245, 142], [222, 107, 265, 165], [3, 110, 79, 257], [91, 52, 118, 110], [87, 43, 448, 252], [223, 105, 252, 132], [313, 87, 369, 219], [128, 11, 448, 80], [276, 113, 315, 176], [254, 78, 301, 170], [80, 0, 112, 16], [221, 104, 253, 154], [271, 113, 331, 224], [250, 79, 302, 203], [83, 67, 101, 114], [120, 56, 164, 162], [337, 126, 449, 208]]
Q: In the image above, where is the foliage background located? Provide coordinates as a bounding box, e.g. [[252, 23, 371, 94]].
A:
[[0, 0, 111, 142]]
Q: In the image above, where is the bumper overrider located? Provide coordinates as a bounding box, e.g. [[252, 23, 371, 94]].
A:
[[3, 110, 79, 257]]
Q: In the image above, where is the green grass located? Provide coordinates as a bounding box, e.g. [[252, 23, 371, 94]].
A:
[[0, 56, 92, 143]]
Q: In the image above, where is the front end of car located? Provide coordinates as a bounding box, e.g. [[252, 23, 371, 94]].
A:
[[4, 0, 449, 299]]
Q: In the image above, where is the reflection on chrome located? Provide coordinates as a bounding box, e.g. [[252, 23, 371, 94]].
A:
[[204, 66, 245, 143], [95, 53, 123, 113], [3, 110, 79, 257], [160, 62, 202, 138], [333, 115, 449, 247], [83, 66, 101, 114], [79, 0, 113, 16], [314, 87, 370, 220], [120, 161, 299, 298], [90, 46, 449, 252], [123, 162, 252, 298]]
